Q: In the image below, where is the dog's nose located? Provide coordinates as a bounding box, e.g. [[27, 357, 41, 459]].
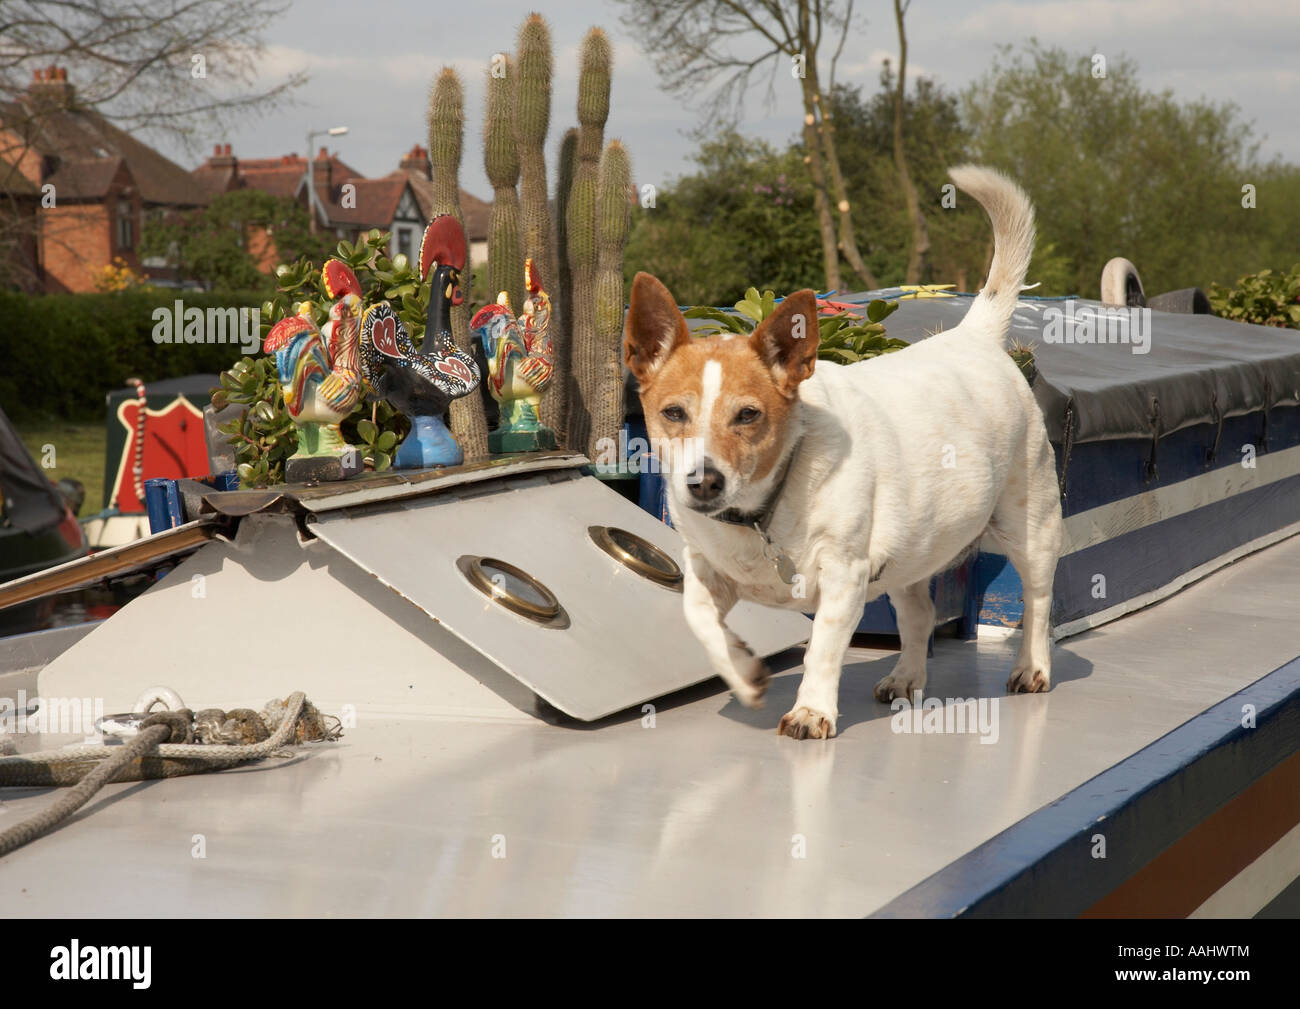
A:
[[688, 462, 726, 502]]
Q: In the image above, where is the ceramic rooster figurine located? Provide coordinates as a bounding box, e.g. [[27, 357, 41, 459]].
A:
[[470, 258, 557, 453], [262, 259, 365, 482], [360, 216, 480, 468]]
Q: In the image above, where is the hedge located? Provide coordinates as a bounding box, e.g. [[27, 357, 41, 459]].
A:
[[0, 289, 266, 422]]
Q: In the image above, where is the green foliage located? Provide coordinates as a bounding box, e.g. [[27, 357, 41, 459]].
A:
[[626, 42, 1300, 303], [1208, 265, 1300, 328], [209, 228, 419, 487], [141, 190, 333, 294], [626, 133, 823, 306], [0, 288, 264, 422], [209, 355, 294, 486], [962, 41, 1299, 297], [684, 288, 908, 364]]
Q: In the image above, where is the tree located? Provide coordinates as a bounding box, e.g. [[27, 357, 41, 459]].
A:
[[828, 71, 984, 287], [615, 0, 877, 291], [890, 0, 927, 283], [962, 41, 1291, 296], [624, 132, 822, 305], [141, 190, 333, 293]]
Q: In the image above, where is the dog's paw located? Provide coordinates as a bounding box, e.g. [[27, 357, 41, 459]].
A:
[[873, 670, 925, 703], [1006, 665, 1050, 693], [731, 658, 772, 709], [777, 706, 836, 740]]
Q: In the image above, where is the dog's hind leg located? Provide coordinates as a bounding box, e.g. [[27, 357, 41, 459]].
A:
[[873, 579, 935, 702], [986, 432, 1064, 693]]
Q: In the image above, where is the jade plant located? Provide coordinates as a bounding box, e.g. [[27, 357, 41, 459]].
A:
[[685, 288, 909, 364], [686, 288, 1038, 381], [209, 228, 421, 487]]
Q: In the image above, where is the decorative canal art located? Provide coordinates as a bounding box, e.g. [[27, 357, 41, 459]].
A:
[[472, 258, 558, 454], [263, 260, 366, 483], [359, 216, 481, 470]]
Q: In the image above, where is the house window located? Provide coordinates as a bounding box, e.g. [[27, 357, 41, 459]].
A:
[[116, 200, 134, 250], [396, 227, 413, 261]]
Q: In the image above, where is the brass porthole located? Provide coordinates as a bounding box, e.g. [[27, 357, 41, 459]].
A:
[[589, 525, 683, 589], [458, 555, 566, 626]]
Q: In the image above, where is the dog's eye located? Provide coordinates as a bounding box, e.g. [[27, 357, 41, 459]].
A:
[[734, 406, 761, 425], [661, 405, 687, 423]]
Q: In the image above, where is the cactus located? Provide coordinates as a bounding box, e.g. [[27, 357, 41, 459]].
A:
[[565, 27, 613, 457], [547, 126, 579, 440], [514, 14, 555, 305], [590, 140, 632, 460], [485, 55, 524, 315], [428, 67, 489, 459]]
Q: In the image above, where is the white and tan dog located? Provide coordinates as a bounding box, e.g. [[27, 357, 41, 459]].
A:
[[623, 165, 1064, 739]]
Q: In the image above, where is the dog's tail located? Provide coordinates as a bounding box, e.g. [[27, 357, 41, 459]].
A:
[[949, 164, 1035, 340]]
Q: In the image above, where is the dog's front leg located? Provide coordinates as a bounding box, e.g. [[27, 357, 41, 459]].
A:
[[779, 562, 868, 739], [682, 547, 772, 708]]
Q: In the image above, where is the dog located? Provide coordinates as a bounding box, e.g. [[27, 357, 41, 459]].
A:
[[622, 165, 1064, 740]]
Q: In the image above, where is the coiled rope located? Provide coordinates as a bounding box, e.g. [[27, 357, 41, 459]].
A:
[[0, 691, 313, 858]]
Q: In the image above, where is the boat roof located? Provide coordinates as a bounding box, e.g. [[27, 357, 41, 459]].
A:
[[3, 518, 1298, 915]]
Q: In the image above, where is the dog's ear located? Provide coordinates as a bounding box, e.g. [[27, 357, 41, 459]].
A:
[[625, 272, 690, 385], [750, 290, 819, 397]]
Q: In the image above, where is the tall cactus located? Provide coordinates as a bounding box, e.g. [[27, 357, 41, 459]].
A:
[[485, 55, 524, 314], [549, 127, 578, 440], [565, 27, 612, 457], [590, 140, 632, 460], [428, 67, 489, 458], [514, 14, 554, 304]]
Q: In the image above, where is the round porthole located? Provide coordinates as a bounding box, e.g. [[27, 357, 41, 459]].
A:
[[459, 555, 564, 624], [589, 526, 683, 589]]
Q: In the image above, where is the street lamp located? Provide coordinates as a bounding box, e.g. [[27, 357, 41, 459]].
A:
[[306, 125, 349, 233]]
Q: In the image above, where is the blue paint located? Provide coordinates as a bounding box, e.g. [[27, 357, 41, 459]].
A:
[[394, 414, 463, 469], [873, 653, 1300, 918]]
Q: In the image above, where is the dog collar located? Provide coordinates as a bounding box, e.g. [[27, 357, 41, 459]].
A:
[[706, 437, 803, 584]]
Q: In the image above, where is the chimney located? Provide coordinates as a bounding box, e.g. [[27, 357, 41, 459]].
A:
[[400, 144, 431, 179], [208, 143, 236, 169], [27, 65, 75, 108], [206, 143, 237, 190], [312, 147, 332, 203]]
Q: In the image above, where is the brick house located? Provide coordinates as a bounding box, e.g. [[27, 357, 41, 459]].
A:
[[192, 143, 490, 269], [389, 144, 491, 267], [0, 67, 207, 292]]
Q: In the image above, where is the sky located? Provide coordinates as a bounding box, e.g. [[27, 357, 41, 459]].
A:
[[153, 0, 1300, 199]]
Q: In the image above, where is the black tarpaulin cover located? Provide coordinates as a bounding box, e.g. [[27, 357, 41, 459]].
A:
[[834, 291, 1300, 444], [0, 403, 65, 533]]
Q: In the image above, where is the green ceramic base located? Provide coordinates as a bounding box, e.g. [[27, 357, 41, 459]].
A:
[[285, 422, 360, 482], [489, 426, 557, 454]]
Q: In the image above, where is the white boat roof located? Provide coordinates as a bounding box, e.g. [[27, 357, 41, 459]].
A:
[[3, 516, 1298, 915]]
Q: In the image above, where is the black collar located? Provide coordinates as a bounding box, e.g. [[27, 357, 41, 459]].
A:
[[707, 436, 803, 531]]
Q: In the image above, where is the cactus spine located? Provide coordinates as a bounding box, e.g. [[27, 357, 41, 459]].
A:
[[565, 27, 612, 457], [591, 140, 631, 459], [485, 55, 524, 315], [428, 67, 489, 458]]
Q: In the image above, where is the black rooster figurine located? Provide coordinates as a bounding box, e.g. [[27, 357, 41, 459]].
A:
[[359, 216, 480, 468]]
